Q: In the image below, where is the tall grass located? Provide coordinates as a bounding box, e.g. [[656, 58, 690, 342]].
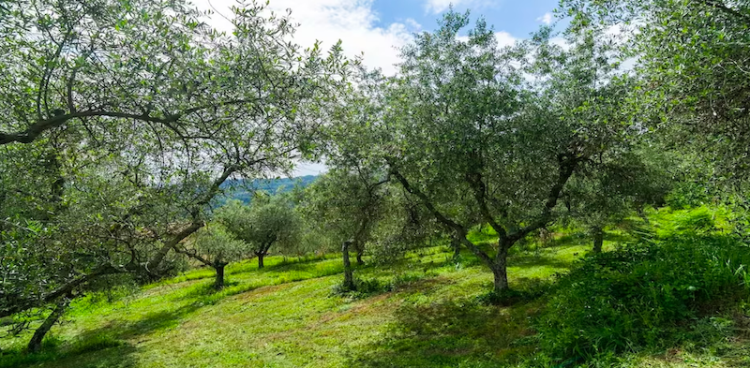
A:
[[536, 225, 750, 363]]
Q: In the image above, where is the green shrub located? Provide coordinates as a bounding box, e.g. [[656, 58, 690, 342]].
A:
[[476, 279, 553, 306], [536, 235, 750, 360], [387, 273, 425, 291], [330, 277, 390, 299]]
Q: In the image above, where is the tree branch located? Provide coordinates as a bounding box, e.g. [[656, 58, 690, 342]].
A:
[[172, 246, 213, 267], [509, 152, 581, 243], [0, 263, 126, 319], [389, 166, 494, 267], [146, 164, 238, 272], [0, 99, 259, 146], [465, 170, 509, 239]]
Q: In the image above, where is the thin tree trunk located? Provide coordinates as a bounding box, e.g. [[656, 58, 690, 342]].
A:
[[353, 218, 368, 266], [492, 246, 510, 293], [257, 254, 265, 269], [451, 236, 461, 260], [593, 227, 604, 253], [28, 297, 69, 353], [342, 241, 355, 291], [214, 264, 226, 290], [356, 247, 364, 265]]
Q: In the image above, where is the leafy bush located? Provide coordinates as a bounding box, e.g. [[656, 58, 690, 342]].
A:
[[477, 279, 553, 306], [536, 235, 750, 360], [330, 277, 389, 299]]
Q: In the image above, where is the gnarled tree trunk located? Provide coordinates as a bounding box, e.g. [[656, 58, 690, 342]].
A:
[[491, 246, 510, 293], [28, 297, 70, 353], [390, 152, 580, 297]]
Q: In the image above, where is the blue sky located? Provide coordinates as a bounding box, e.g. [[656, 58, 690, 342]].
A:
[[199, 0, 561, 76], [371, 0, 559, 37]]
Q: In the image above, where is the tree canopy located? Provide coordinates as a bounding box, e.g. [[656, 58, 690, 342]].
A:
[[3, 0, 750, 361], [0, 0, 347, 342]]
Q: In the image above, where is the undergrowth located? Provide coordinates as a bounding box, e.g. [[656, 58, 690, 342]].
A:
[[535, 208, 750, 365]]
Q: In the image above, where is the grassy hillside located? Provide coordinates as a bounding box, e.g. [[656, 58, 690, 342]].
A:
[[1, 213, 749, 368]]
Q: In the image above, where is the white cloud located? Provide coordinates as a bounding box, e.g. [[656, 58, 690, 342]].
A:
[[425, 0, 458, 13], [292, 161, 328, 177], [495, 31, 517, 48], [405, 18, 422, 31], [537, 12, 553, 25], [550, 36, 571, 50], [424, 0, 496, 14], [194, 0, 418, 75]]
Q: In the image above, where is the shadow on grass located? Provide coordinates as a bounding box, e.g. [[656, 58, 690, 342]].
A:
[[3, 299, 210, 368], [226, 253, 339, 275], [174, 260, 347, 303], [264, 254, 340, 269], [450, 247, 578, 271], [404, 255, 455, 271], [77, 301, 205, 343], [510, 253, 577, 269], [0, 335, 139, 368], [344, 297, 541, 368], [604, 231, 631, 244], [256, 260, 346, 275]]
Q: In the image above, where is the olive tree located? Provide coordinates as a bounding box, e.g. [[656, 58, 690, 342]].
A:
[[0, 0, 346, 350], [362, 12, 634, 294], [563, 150, 673, 252], [559, 0, 750, 180], [300, 168, 389, 289], [215, 197, 301, 269], [174, 225, 248, 290], [302, 169, 389, 264]]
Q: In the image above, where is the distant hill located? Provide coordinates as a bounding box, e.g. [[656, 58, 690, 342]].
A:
[[219, 175, 318, 204]]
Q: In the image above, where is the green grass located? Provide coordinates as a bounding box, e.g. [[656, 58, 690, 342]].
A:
[[1, 220, 748, 368]]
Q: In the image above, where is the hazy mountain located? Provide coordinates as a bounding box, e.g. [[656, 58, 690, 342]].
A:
[[219, 175, 318, 204]]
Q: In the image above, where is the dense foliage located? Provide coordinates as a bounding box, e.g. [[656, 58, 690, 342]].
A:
[[2, 0, 750, 365], [538, 231, 750, 360], [217, 196, 301, 269], [0, 0, 345, 350]]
